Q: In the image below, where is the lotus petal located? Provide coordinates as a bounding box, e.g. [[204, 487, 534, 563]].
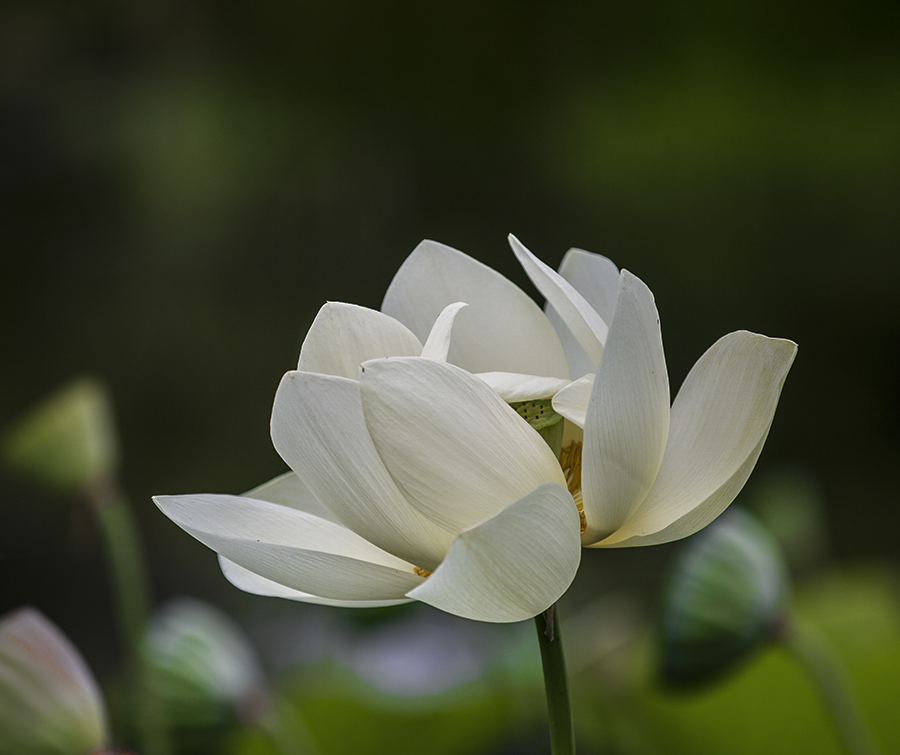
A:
[[359, 357, 567, 533], [382, 240, 569, 378], [407, 483, 581, 622], [154, 493, 424, 600], [271, 371, 454, 570], [595, 332, 797, 547], [298, 302, 422, 379], [580, 272, 670, 543]]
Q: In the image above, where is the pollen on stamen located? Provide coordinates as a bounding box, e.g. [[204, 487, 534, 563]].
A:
[[413, 566, 432, 578], [573, 490, 587, 534], [559, 440, 587, 534]]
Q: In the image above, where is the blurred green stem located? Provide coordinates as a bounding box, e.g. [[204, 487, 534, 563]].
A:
[[88, 477, 151, 652], [781, 616, 881, 755], [87, 475, 169, 755], [535, 605, 575, 755], [259, 697, 321, 755]]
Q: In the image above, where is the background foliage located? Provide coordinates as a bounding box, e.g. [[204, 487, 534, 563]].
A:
[[1, 1, 898, 752]]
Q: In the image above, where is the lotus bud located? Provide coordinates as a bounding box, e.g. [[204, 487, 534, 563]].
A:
[[659, 507, 788, 687], [0, 607, 109, 755], [142, 599, 267, 738], [3, 378, 118, 492]]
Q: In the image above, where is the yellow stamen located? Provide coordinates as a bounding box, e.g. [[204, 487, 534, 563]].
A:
[[573, 490, 586, 533], [559, 440, 582, 494], [559, 441, 587, 534], [413, 566, 432, 578]]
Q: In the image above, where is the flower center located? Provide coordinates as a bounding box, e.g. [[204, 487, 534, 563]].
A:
[[509, 400, 586, 534], [559, 440, 586, 534], [413, 566, 432, 578], [510, 398, 564, 456]]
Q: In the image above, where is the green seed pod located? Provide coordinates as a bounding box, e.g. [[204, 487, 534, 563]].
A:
[[659, 507, 788, 687], [510, 399, 564, 456]]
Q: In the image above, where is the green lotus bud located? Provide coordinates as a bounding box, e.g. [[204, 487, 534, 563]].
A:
[[142, 599, 266, 736], [3, 378, 118, 492], [0, 607, 109, 755], [659, 507, 788, 687]]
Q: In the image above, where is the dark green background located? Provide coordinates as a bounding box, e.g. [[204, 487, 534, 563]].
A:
[[2, 0, 898, 677]]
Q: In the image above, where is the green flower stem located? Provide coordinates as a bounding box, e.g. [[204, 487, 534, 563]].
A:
[[535, 604, 576, 755], [88, 477, 151, 653], [260, 697, 321, 755], [86, 475, 169, 755], [781, 616, 881, 755]]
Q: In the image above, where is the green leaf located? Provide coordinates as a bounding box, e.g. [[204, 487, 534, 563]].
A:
[[301, 693, 510, 755]]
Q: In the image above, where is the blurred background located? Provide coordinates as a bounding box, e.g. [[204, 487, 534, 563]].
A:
[[1, 1, 899, 753]]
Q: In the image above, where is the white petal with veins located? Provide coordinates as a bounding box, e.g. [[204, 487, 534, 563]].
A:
[[420, 302, 468, 361], [298, 302, 422, 379], [243, 471, 340, 524], [382, 240, 569, 378], [218, 556, 414, 607], [476, 372, 571, 402], [595, 331, 797, 547], [407, 483, 581, 623], [545, 248, 620, 378], [359, 357, 567, 533], [510, 234, 609, 367], [580, 271, 670, 543], [551, 374, 595, 427], [154, 493, 424, 600], [271, 371, 454, 570]]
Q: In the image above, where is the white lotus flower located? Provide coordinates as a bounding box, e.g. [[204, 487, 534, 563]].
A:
[[381, 235, 797, 547], [0, 608, 109, 755], [156, 235, 795, 621], [155, 302, 582, 623]]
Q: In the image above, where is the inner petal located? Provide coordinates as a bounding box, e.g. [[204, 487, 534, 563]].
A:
[[359, 357, 568, 534]]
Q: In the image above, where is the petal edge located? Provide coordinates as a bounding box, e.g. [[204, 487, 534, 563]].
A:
[[407, 483, 581, 622]]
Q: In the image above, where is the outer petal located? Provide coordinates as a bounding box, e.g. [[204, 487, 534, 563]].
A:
[[407, 483, 581, 623], [545, 248, 621, 379], [509, 235, 609, 368], [580, 272, 670, 543], [555, 248, 620, 326], [381, 240, 569, 378], [298, 302, 422, 379], [218, 556, 414, 608], [154, 493, 424, 600], [271, 371, 455, 570], [476, 372, 571, 402], [595, 332, 797, 547], [244, 471, 339, 524], [420, 302, 468, 361], [359, 358, 568, 533], [551, 374, 595, 427]]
